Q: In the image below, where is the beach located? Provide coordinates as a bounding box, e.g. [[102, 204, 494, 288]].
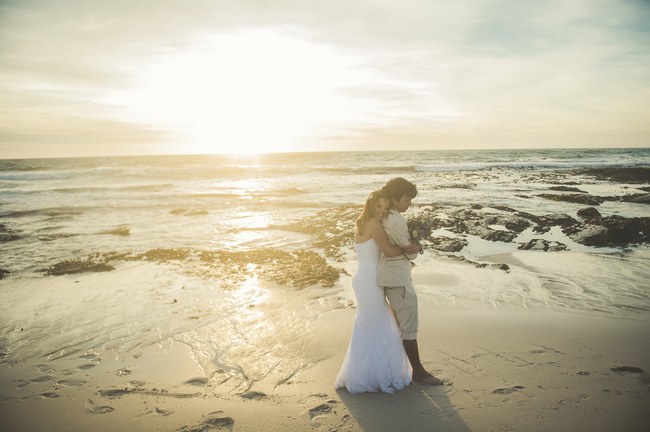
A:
[[1, 149, 649, 430], [1, 262, 648, 431]]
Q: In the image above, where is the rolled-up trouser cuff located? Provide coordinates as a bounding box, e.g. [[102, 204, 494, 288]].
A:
[[401, 331, 418, 340]]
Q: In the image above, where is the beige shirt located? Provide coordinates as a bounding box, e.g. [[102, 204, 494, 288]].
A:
[[377, 209, 417, 287]]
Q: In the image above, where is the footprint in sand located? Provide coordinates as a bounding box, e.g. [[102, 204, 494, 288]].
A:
[[307, 400, 352, 430], [240, 391, 268, 401], [492, 385, 525, 395], [99, 388, 131, 399], [36, 364, 56, 373], [610, 365, 644, 374], [22, 392, 60, 400], [85, 399, 115, 414], [79, 353, 101, 361], [154, 407, 173, 416], [78, 353, 101, 370], [610, 366, 649, 384], [184, 377, 209, 386], [309, 403, 333, 418], [30, 375, 55, 383], [178, 415, 234, 432], [78, 363, 97, 370], [57, 379, 86, 387]]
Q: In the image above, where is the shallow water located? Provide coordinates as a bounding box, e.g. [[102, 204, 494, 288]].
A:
[[1, 149, 649, 388]]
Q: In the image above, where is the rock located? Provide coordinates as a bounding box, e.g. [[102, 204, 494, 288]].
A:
[[538, 194, 604, 206], [519, 239, 548, 251], [574, 167, 650, 183], [429, 237, 467, 252], [547, 242, 569, 252], [503, 217, 531, 233], [0, 268, 9, 279], [533, 213, 579, 236], [481, 229, 517, 243], [549, 186, 587, 193], [610, 366, 644, 374], [544, 213, 578, 227], [629, 193, 650, 204], [570, 225, 609, 246], [518, 239, 568, 252], [599, 216, 648, 245], [568, 215, 650, 247], [241, 390, 267, 400], [577, 207, 601, 219]]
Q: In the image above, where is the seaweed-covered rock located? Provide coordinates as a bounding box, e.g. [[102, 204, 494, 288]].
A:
[[577, 207, 601, 219], [480, 229, 517, 243], [518, 239, 568, 252], [538, 193, 604, 206], [549, 186, 587, 193], [429, 237, 467, 252], [567, 215, 650, 247], [574, 167, 650, 183], [532, 213, 579, 234], [273, 204, 358, 260], [598, 216, 650, 245], [628, 193, 650, 204], [42, 257, 115, 276], [570, 225, 609, 246]]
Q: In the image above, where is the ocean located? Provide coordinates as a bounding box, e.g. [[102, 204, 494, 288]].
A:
[[1, 148, 649, 386], [2, 148, 649, 274]]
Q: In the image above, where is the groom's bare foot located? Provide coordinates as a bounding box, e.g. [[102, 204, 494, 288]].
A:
[[413, 370, 444, 385]]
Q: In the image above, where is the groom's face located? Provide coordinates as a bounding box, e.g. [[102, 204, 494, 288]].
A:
[[393, 195, 412, 212]]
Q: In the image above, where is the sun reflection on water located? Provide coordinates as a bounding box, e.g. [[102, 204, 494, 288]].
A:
[[220, 212, 273, 248]]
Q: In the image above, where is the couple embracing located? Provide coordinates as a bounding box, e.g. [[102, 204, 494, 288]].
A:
[[335, 177, 443, 394]]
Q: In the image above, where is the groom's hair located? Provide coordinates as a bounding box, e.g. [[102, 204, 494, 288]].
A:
[[382, 177, 417, 201]]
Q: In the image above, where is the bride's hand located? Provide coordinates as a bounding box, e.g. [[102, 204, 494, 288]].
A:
[[403, 242, 422, 255]]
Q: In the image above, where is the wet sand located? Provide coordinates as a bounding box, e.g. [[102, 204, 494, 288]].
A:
[[1, 263, 648, 431]]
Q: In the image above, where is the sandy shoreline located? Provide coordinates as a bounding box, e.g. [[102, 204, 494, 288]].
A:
[[1, 263, 649, 431]]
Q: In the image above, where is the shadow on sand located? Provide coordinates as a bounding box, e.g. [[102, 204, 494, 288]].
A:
[[337, 382, 471, 432]]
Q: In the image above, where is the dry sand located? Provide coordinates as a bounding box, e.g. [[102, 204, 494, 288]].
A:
[[1, 267, 649, 431]]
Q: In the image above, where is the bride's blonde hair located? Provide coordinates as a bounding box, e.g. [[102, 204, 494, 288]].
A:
[[356, 190, 388, 235]]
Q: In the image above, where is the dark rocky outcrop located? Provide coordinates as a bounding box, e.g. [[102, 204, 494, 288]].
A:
[[577, 207, 601, 219], [574, 167, 650, 183], [538, 193, 605, 206], [518, 239, 568, 252], [549, 186, 587, 193], [568, 216, 650, 247], [628, 193, 650, 204], [428, 237, 467, 252]]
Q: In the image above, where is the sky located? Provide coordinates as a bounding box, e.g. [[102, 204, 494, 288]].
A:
[[1, 0, 649, 158]]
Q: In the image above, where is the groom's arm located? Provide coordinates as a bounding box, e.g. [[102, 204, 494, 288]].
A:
[[383, 212, 419, 260]]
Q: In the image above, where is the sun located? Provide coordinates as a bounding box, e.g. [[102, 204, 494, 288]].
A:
[[102, 29, 377, 155]]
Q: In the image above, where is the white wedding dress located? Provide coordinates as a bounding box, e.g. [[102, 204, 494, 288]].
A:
[[335, 239, 412, 394]]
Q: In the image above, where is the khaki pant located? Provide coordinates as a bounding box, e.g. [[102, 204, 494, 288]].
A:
[[384, 280, 418, 340]]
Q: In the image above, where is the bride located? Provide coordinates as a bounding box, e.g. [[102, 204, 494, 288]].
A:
[[335, 190, 421, 394]]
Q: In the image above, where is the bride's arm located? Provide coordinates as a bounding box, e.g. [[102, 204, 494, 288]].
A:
[[367, 219, 404, 257]]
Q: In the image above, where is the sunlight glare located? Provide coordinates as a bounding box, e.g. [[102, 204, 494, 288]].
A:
[[105, 29, 377, 155]]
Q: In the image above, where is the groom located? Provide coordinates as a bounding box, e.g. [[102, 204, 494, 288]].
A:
[[378, 177, 443, 385]]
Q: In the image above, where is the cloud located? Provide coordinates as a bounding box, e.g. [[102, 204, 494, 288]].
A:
[[1, 0, 649, 157]]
